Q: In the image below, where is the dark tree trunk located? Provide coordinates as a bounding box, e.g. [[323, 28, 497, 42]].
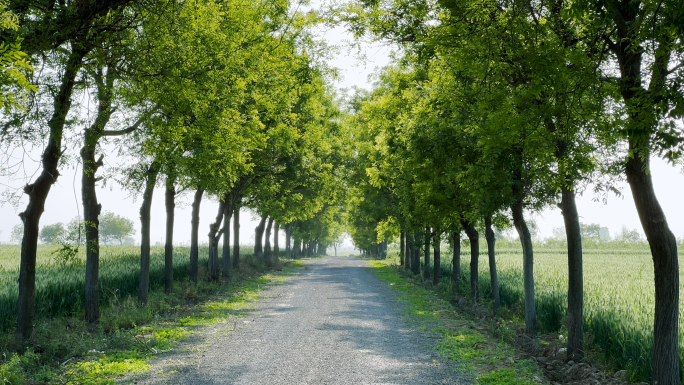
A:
[[164, 174, 176, 294], [560, 183, 584, 361], [254, 216, 267, 259], [293, 234, 301, 258], [232, 205, 240, 269], [400, 231, 405, 266], [511, 198, 536, 334], [626, 144, 680, 382], [484, 216, 500, 314], [273, 221, 280, 263], [461, 220, 479, 301], [138, 159, 160, 304], [17, 48, 86, 340], [208, 199, 226, 282], [452, 231, 461, 294], [423, 227, 431, 280], [81, 66, 117, 324], [605, 7, 680, 377], [264, 217, 274, 267], [405, 233, 412, 271], [285, 223, 292, 258], [433, 231, 440, 285], [190, 186, 204, 283], [222, 200, 232, 279], [412, 231, 420, 275]]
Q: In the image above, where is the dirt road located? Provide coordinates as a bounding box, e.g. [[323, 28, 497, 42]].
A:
[[134, 256, 469, 384]]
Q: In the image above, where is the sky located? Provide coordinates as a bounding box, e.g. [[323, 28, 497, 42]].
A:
[[1, 7, 683, 248]]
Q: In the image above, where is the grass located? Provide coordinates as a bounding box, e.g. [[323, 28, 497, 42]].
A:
[[0, 245, 300, 384], [406, 240, 684, 382], [367, 258, 546, 385]]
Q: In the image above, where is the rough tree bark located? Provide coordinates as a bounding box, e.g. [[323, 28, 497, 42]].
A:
[[285, 223, 292, 258], [511, 197, 536, 334], [164, 173, 176, 294], [208, 199, 226, 282], [400, 231, 405, 266], [433, 231, 440, 285], [232, 205, 240, 269], [273, 221, 280, 263], [412, 231, 420, 275], [405, 233, 412, 271], [484, 216, 500, 314], [264, 217, 274, 267], [254, 215, 267, 259], [189, 186, 204, 283], [138, 159, 160, 304], [461, 220, 479, 301], [452, 231, 461, 295], [222, 199, 232, 279], [423, 226, 431, 280], [560, 183, 583, 360], [17, 48, 87, 340], [605, 4, 680, 378]]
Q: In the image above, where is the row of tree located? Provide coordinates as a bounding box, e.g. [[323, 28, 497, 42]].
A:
[[339, 0, 683, 383], [0, 0, 347, 344]]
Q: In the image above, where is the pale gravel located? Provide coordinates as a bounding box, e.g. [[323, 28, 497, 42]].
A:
[[129, 256, 471, 385]]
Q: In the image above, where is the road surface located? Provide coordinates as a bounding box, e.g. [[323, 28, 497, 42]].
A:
[[134, 256, 469, 384]]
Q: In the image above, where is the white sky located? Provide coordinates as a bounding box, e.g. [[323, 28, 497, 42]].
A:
[[1, 7, 683, 247]]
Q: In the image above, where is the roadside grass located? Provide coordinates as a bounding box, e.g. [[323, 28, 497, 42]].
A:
[[0, 255, 302, 385], [368, 258, 546, 385]]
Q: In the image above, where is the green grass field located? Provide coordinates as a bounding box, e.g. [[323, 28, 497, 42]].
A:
[[426, 241, 684, 382], [0, 245, 256, 332]]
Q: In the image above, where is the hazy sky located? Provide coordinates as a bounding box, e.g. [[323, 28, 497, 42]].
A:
[[1, 8, 683, 247]]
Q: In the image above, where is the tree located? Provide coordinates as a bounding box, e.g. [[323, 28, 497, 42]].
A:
[[10, 223, 22, 244], [39, 223, 64, 244], [99, 212, 135, 245]]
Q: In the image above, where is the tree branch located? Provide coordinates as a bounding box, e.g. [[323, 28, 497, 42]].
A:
[[102, 116, 145, 137]]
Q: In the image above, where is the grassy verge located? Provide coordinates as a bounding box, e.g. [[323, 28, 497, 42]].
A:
[[367, 257, 547, 385], [0, 256, 302, 385]]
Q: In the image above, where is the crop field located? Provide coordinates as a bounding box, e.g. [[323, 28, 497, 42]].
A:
[[0, 245, 255, 332], [435, 243, 684, 381]]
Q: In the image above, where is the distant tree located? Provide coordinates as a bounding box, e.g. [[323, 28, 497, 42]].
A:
[[616, 226, 642, 244], [64, 218, 85, 245], [579, 223, 601, 242], [10, 224, 22, 244], [39, 223, 64, 244], [99, 212, 135, 245], [552, 227, 566, 241]]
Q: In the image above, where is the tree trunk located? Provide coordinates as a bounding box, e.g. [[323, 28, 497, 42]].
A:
[[461, 220, 479, 301], [560, 183, 584, 361], [293, 234, 301, 258], [285, 223, 292, 258], [190, 186, 204, 283], [254, 216, 267, 259], [138, 159, 160, 304], [484, 216, 500, 314], [405, 233, 412, 271], [208, 199, 225, 282], [273, 221, 280, 263], [626, 145, 679, 382], [400, 231, 405, 266], [232, 205, 240, 269], [511, 198, 536, 334], [412, 231, 420, 275], [423, 226, 431, 280], [452, 231, 461, 295], [606, 9, 680, 377], [222, 199, 232, 279], [264, 217, 274, 267], [164, 174, 176, 294], [17, 48, 86, 340], [433, 231, 440, 285]]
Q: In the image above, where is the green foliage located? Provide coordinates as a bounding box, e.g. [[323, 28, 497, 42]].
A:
[[38, 223, 64, 244], [98, 212, 135, 246]]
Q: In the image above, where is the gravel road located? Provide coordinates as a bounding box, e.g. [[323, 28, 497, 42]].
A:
[[133, 256, 470, 384]]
